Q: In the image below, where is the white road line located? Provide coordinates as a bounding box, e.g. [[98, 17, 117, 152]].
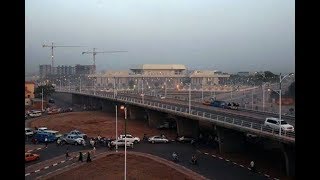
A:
[[264, 174, 270, 177], [239, 165, 244, 168], [44, 166, 49, 169], [248, 168, 251, 170], [25, 173, 30, 176], [204, 152, 209, 155], [61, 160, 65, 163], [212, 155, 216, 157], [274, 178, 279, 180], [218, 157, 223, 160], [197, 150, 202, 153], [35, 169, 40, 173], [232, 162, 238, 165], [53, 163, 58, 166], [225, 159, 230, 162]]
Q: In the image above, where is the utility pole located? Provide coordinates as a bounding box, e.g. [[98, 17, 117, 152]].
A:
[[189, 83, 191, 114], [41, 88, 44, 111]]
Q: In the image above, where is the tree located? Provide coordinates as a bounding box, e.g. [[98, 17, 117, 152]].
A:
[[34, 84, 55, 99], [285, 81, 295, 99]]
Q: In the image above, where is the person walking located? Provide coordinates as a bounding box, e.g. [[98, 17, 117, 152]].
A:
[[86, 152, 92, 162], [78, 152, 83, 162], [45, 137, 48, 148], [65, 148, 70, 159]]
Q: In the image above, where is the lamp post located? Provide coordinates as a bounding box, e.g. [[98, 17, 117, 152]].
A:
[[113, 77, 116, 98], [164, 78, 167, 98], [141, 78, 144, 104], [115, 105, 118, 152], [120, 105, 127, 180], [188, 83, 191, 114], [41, 88, 44, 111], [268, 73, 294, 136]]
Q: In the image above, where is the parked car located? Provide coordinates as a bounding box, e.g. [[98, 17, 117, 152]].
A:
[[111, 139, 134, 148], [61, 134, 85, 145], [25, 153, 40, 162], [34, 132, 56, 143], [176, 136, 194, 143], [43, 130, 63, 140], [118, 134, 140, 143], [148, 136, 169, 144], [29, 110, 42, 117], [36, 127, 48, 133], [25, 128, 34, 137], [264, 117, 294, 132], [69, 130, 87, 139]]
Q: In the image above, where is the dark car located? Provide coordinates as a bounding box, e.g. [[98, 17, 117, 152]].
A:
[[176, 136, 195, 143], [48, 98, 55, 103]]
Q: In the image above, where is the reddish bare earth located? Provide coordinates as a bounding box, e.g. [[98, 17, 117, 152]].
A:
[[46, 152, 205, 180], [28, 111, 177, 139]]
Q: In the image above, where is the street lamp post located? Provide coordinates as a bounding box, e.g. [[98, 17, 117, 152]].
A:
[[120, 105, 127, 180], [268, 73, 294, 136], [142, 78, 144, 104], [113, 77, 116, 98], [115, 105, 118, 152], [41, 88, 44, 111], [164, 78, 167, 98], [188, 83, 191, 114]]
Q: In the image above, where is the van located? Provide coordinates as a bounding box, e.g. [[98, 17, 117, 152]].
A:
[[264, 117, 294, 132], [34, 132, 56, 143]]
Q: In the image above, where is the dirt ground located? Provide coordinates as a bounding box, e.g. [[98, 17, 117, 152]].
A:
[[29, 111, 177, 140], [47, 153, 197, 180]]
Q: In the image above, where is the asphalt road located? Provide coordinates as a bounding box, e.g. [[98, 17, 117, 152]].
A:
[[26, 141, 268, 180]]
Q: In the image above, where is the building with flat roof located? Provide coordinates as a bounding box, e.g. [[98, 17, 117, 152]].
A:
[[130, 64, 186, 75]]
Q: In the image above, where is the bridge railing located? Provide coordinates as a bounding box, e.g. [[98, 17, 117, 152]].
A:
[[58, 90, 295, 142]]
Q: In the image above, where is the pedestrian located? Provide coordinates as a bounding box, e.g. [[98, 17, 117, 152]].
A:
[[78, 152, 83, 162], [86, 152, 92, 162], [92, 146, 96, 157], [45, 137, 48, 148], [250, 161, 256, 172], [66, 148, 70, 159]]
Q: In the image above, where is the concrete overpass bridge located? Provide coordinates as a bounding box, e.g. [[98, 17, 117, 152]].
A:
[[54, 90, 295, 176]]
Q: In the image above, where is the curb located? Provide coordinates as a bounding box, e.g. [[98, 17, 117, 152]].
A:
[[197, 149, 280, 180]]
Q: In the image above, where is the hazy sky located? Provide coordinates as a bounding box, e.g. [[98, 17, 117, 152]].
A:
[[25, 0, 294, 74]]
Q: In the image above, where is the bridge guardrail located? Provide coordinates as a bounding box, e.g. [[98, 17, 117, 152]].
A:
[[58, 90, 295, 143]]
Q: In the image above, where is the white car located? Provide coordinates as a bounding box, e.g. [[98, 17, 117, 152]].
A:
[[25, 128, 34, 136], [29, 110, 42, 117], [69, 130, 87, 139], [148, 136, 169, 144], [36, 127, 48, 133], [264, 117, 294, 132], [111, 139, 134, 148], [118, 134, 140, 143]]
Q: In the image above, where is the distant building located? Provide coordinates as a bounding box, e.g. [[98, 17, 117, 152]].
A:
[[75, 64, 95, 75], [190, 70, 230, 86], [237, 72, 250, 76], [130, 64, 186, 76], [39, 65, 52, 78], [25, 81, 35, 106], [57, 65, 75, 75]]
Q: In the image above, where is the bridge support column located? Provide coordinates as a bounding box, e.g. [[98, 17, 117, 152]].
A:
[[281, 143, 295, 177], [176, 118, 199, 138], [128, 106, 146, 121], [146, 110, 165, 128], [216, 126, 245, 153]]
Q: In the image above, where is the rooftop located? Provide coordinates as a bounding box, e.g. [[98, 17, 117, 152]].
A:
[[130, 64, 186, 70]]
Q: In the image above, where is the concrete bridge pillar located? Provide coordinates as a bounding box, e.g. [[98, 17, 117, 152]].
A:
[[146, 110, 165, 128], [176, 118, 199, 138], [281, 143, 295, 177], [128, 106, 146, 121], [216, 126, 245, 153]]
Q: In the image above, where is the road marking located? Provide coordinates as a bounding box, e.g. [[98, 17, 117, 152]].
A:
[[35, 169, 40, 173], [197, 150, 202, 153], [53, 163, 58, 166], [248, 168, 251, 170], [232, 162, 238, 165], [25, 173, 30, 176], [61, 160, 65, 163], [44, 166, 49, 169], [239, 165, 244, 168], [204, 152, 209, 155], [225, 159, 230, 162], [274, 178, 279, 180], [264, 174, 270, 177], [218, 157, 223, 160], [37, 147, 42, 150], [211, 155, 216, 157]]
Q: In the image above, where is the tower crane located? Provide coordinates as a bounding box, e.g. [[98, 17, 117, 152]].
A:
[[82, 48, 127, 72], [42, 42, 83, 68]]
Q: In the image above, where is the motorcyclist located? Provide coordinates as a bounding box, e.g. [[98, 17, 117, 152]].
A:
[[191, 155, 197, 164], [172, 152, 178, 161]]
